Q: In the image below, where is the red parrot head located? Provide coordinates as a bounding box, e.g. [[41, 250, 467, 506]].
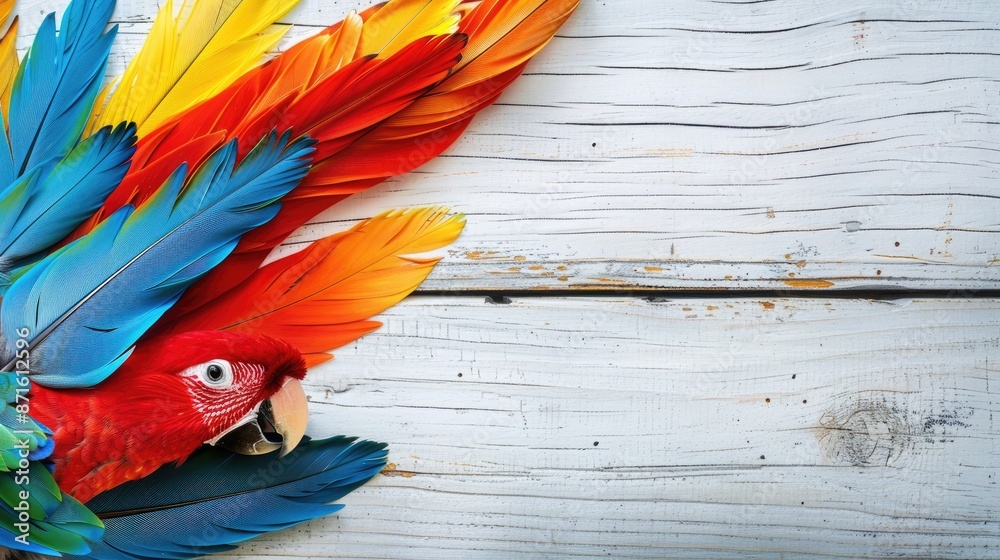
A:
[[31, 330, 311, 503], [141, 331, 310, 450]]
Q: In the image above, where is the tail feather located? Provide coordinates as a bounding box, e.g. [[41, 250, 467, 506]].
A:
[[4, 0, 116, 183], [87, 0, 301, 136], [0, 123, 136, 269], [0, 16, 18, 126], [0, 132, 314, 388], [64, 31, 466, 248], [360, 0, 462, 57], [63, 0, 579, 338], [145, 207, 465, 364], [68, 437, 388, 560], [164, 0, 578, 320]]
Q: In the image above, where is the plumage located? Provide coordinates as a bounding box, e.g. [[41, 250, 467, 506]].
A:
[[0, 16, 18, 125], [0, 373, 100, 557], [1, 131, 314, 388], [149, 207, 466, 366], [360, 0, 462, 57], [30, 331, 310, 502], [87, 0, 300, 135], [67, 437, 387, 560], [0, 0, 12, 26], [64, 32, 467, 246], [4, 0, 116, 182], [0, 0, 579, 555], [0, 123, 136, 270], [65, 0, 581, 319]]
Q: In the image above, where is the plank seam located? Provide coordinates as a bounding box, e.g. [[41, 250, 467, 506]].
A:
[[414, 289, 1000, 301]]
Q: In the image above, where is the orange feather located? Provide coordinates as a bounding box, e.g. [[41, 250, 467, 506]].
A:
[[145, 208, 465, 364], [64, 0, 579, 336], [170, 0, 579, 321], [64, 32, 465, 244]]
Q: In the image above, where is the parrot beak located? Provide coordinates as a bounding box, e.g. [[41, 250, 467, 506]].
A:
[[269, 377, 309, 456], [207, 378, 309, 457]]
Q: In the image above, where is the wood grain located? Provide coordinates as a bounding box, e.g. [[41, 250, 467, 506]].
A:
[[6, 0, 998, 558], [13, 0, 995, 291], [270, 0, 999, 292], [217, 296, 999, 559]]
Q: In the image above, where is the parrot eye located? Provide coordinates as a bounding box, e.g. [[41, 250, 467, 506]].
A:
[[199, 360, 233, 387]]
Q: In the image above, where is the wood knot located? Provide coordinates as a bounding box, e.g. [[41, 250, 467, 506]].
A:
[[814, 396, 974, 467]]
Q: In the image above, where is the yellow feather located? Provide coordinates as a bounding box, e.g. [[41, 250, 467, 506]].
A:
[[360, 0, 463, 58], [89, 0, 300, 136], [327, 11, 364, 73], [0, 0, 13, 26], [0, 17, 18, 126]]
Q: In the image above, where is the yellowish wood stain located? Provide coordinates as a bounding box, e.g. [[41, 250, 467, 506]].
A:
[[464, 250, 499, 260], [381, 463, 415, 478], [783, 279, 835, 289]]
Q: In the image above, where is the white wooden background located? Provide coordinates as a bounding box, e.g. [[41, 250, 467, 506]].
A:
[[17, 0, 1000, 558]]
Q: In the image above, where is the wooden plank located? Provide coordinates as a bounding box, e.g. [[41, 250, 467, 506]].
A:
[[3, 1, 995, 558], [15, 0, 998, 291], [272, 0, 999, 292], [218, 296, 1000, 559]]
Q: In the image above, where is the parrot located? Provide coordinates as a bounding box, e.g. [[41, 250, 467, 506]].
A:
[[0, 0, 580, 557]]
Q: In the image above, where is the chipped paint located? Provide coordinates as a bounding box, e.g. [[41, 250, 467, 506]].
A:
[[464, 250, 500, 261], [381, 463, 416, 478], [783, 279, 835, 289]]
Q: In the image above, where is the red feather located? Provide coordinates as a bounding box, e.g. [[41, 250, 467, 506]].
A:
[[30, 332, 306, 503], [66, 0, 579, 353]]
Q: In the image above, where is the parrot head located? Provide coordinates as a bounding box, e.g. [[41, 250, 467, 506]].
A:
[[30, 331, 311, 502], [133, 330, 311, 456]]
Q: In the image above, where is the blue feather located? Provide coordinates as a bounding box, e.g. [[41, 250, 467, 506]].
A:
[[0, 123, 137, 268], [4, 0, 117, 182], [0, 169, 42, 261], [70, 437, 388, 560], [0, 131, 315, 388]]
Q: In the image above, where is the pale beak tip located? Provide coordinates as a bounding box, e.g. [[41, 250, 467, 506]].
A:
[[271, 377, 309, 456]]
